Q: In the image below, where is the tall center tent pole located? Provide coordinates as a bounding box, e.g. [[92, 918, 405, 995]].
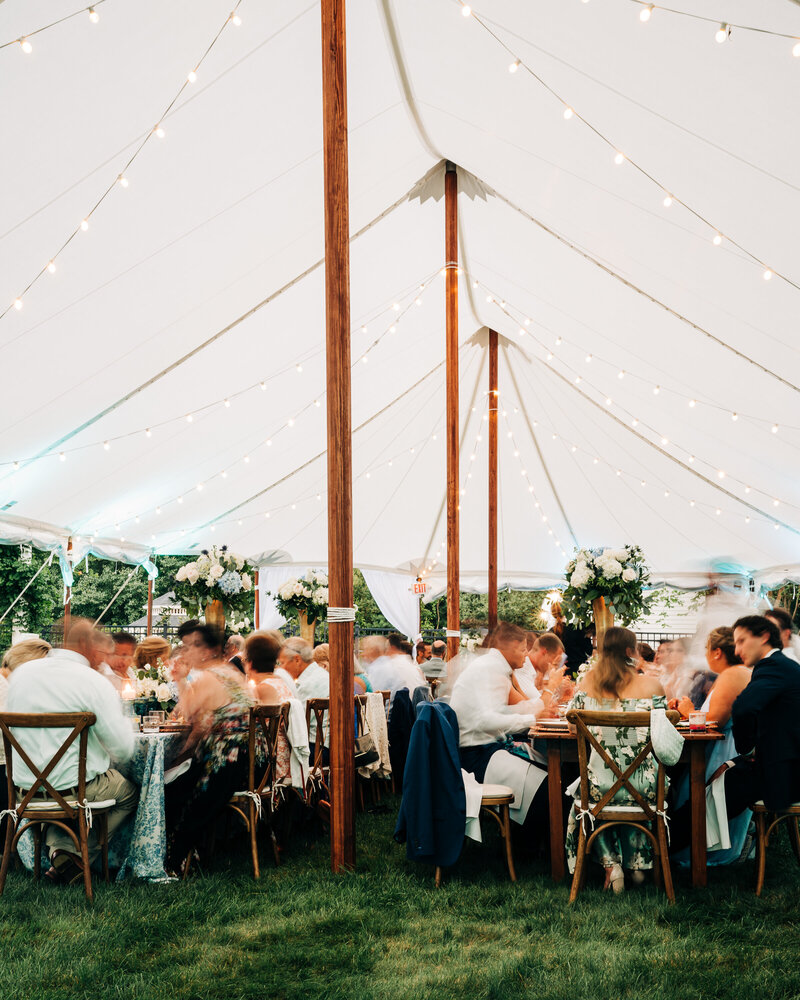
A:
[[445, 163, 460, 661], [320, 0, 355, 873], [488, 329, 499, 629], [63, 536, 73, 632]]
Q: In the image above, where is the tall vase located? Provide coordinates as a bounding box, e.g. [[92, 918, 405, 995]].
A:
[[297, 609, 316, 643], [592, 596, 614, 651], [205, 599, 226, 633]]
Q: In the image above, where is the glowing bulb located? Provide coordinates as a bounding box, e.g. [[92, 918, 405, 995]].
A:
[[745, 516, 751, 524], [186, 413, 193, 423], [19, 38, 33, 54], [605, 398, 612, 407], [221, 470, 227, 478], [47, 260, 56, 274], [244, 455, 250, 463], [555, 335, 561, 344], [661, 437, 668, 445], [688, 399, 696, 408], [793, 41, 800, 58], [631, 418, 639, 427], [390, 325, 396, 333], [155, 126, 165, 139], [224, 399, 231, 408], [585, 354, 592, 363], [118, 175, 129, 188], [731, 411, 737, 420], [663, 195, 672, 207], [773, 499, 780, 507], [287, 418, 295, 427], [13, 298, 22, 311], [13, 461, 19, 470], [715, 23, 728, 43], [156, 507, 161, 515], [103, 441, 110, 450], [618, 370, 625, 379], [361, 356, 368, 364], [266, 439, 272, 446], [231, 13, 242, 26], [715, 508, 722, 516], [197, 483, 204, 491], [415, 298, 422, 306], [563, 107, 574, 120], [177, 496, 183, 504], [80, 219, 89, 232], [639, 4, 653, 22], [614, 152, 625, 165], [509, 59, 520, 73], [713, 233, 722, 246], [88, 7, 99, 22], [187, 70, 198, 83], [59, 452, 66, 461], [717, 470, 725, 479], [462, 4, 472, 16], [772, 424, 779, 434], [763, 269, 773, 281], [689, 455, 695, 463], [314, 399, 321, 407], [260, 381, 266, 390], [653, 385, 660, 395]]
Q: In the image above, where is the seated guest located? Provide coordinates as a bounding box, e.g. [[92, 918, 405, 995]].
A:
[[0, 639, 51, 839], [450, 622, 549, 837], [244, 632, 293, 704], [132, 635, 175, 701], [165, 621, 257, 872], [671, 627, 752, 866], [364, 635, 425, 699], [224, 634, 246, 674], [636, 642, 656, 672], [415, 641, 431, 667], [97, 631, 137, 691], [424, 640, 448, 679], [659, 638, 692, 700], [278, 638, 329, 751], [513, 633, 571, 709], [564, 627, 666, 892], [313, 643, 330, 671], [255, 629, 298, 698], [670, 615, 800, 855], [765, 607, 800, 663], [6, 619, 138, 885]]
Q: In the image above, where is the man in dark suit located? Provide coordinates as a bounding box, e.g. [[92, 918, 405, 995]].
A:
[[670, 614, 800, 853]]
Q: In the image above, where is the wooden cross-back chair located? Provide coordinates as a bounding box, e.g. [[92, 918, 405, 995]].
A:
[[752, 801, 800, 896], [305, 698, 330, 803], [226, 703, 290, 880], [566, 708, 679, 904], [0, 712, 116, 901]]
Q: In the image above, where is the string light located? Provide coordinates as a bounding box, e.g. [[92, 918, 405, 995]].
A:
[[88, 7, 99, 23], [715, 23, 729, 44], [13, 299, 22, 311], [230, 12, 242, 26], [614, 152, 625, 165], [509, 59, 520, 73], [80, 219, 89, 232], [663, 195, 672, 207], [639, 4, 654, 23], [794, 41, 800, 58], [713, 233, 722, 246], [187, 70, 198, 83], [462, 5, 472, 17], [19, 38, 33, 54], [47, 260, 56, 274], [563, 107, 574, 120], [154, 126, 165, 139]]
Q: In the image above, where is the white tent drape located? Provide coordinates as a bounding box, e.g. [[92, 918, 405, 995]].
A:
[[361, 569, 419, 640], [256, 566, 293, 631]]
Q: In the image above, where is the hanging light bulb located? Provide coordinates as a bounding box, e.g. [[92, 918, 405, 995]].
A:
[[13, 461, 20, 470], [731, 411, 737, 420], [772, 424, 779, 434], [19, 37, 33, 54], [154, 126, 165, 139], [639, 4, 654, 22], [224, 398, 231, 408], [653, 385, 660, 395], [118, 175, 129, 188], [508, 59, 520, 73], [88, 7, 99, 22], [47, 260, 56, 274], [793, 41, 800, 58], [763, 269, 773, 281], [715, 23, 729, 43], [618, 370, 625, 379], [713, 233, 722, 246], [187, 70, 198, 83], [614, 152, 625, 165], [230, 12, 242, 26], [563, 107, 574, 120], [59, 452, 66, 461], [80, 219, 89, 232], [688, 399, 696, 408], [103, 441, 110, 451], [663, 194, 672, 207], [462, 4, 472, 16], [13, 298, 22, 311]]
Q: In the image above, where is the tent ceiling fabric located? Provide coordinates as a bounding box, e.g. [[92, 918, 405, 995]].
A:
[[2, 0, 800, 585]]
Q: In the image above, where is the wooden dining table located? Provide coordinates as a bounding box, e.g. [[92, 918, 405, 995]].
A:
[[530, 722, 724, 888]]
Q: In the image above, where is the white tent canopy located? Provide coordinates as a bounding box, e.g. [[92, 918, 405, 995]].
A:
[[2, 0, 800, 595]]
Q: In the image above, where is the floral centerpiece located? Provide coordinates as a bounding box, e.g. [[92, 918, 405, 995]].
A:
[[562, 546, 651, 636], [134, 657, 176, 714], [269, 570, 329, 642], [173, 545, 254, 628]]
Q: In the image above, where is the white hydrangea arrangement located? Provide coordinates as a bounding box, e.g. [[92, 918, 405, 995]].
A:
[[173, 545, 254, 620], [269, 569, 329, 625], [561, 545, 651, 626], [134, 657, 176, 713]]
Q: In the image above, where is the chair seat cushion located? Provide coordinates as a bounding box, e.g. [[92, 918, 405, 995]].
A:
[[480, 783, 515, 800], [22, 798, 117, 813], [596, 805, 649, 819]]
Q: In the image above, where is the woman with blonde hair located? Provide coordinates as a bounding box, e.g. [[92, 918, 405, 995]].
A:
[[132, 635, 171, 673], [565, 626, 666, 893]]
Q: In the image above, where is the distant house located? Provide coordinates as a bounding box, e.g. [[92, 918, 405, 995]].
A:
[[127, 591, 187, 629]]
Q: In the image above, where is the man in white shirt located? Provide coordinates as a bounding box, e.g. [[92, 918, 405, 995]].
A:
[[6, 619, 138, 884], [516, 633, 571, 709], [278, 637, 329, 749], [450, 622, 551, 835], [98, 631, 137, 692], [365, 634, 425, 699]]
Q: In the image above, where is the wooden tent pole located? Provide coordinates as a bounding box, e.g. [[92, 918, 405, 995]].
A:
[[321, 0, 355, 873], [445, 162, 460, 661], [253, 569, 260, 629], [63, 536, 73, 632], [146, 577, 153, 633], [488, 328, 498, 629]]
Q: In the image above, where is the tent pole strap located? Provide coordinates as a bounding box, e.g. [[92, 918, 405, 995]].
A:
[[321, 0, 355, 874]]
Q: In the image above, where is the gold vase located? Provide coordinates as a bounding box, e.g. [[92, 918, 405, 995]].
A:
[[592, 596, 614, 651], [297, 609, 316, 643], [205, 599, 226, 633]]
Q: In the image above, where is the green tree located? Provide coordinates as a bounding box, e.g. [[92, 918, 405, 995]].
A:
[[420, 589, 546, 630], [0, 545, 63, 645]]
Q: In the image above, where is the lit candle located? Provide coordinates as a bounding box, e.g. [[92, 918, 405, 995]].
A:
[[121, 682, 135, 701]]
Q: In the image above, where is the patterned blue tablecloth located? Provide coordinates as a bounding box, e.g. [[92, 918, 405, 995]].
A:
[[18, 732, 178, 882]]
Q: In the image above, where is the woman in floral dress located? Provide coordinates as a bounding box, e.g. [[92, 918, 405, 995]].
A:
[[165, 622, 261, 871], [565, 627, 667, 893]]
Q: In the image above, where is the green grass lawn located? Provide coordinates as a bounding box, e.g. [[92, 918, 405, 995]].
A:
[[0, 801, 797, 1000]]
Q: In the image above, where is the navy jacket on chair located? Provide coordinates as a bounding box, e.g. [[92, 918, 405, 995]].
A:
[[732, 648, 800, 810], [394, 701, 466, 868], [387, 688, 415, 788]]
